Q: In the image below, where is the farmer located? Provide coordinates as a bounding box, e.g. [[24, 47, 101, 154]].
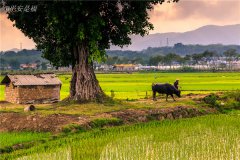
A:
[[174, 79, 179, 90]]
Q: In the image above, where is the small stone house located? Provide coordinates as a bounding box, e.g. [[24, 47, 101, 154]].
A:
[[0, 74, 62, 104]]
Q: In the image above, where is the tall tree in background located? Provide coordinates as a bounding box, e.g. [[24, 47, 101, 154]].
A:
[[191, 53, 203, 70], [7, 0, 178, 101], [149, 55, 164, 66], [223, 49, 238, 70], [202, 50, 218, 69], [163, 53, 180, 69]]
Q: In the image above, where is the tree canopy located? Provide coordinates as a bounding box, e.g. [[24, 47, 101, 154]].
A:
[[7, 1, 178, 67]]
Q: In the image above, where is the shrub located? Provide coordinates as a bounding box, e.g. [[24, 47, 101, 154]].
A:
[[62, 124, 85, 134], [90, 118, 123, 128], [222, 90, 240, 102], [202, 94, 225, 112], [203, 94, 219, 107]]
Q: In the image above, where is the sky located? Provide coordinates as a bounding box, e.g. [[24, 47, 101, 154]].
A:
[[0, 0, 240, 51]]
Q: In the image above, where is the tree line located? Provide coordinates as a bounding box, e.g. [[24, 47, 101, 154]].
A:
[[0, 50, 48, 70], [106, 49, 240, 71], [1, 48, 239, 71]]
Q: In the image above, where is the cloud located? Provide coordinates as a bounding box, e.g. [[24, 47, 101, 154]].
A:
[[151, 0, 240, 22], [149, 0, 240, 33], [177, 0, 239, 21]]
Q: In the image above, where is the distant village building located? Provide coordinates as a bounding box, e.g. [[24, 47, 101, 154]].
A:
[[139, 65, 157, 70], [57, 66, 72, 72], [113, 64, 137, 71], [232, 61, 240, 69], [97, 64, 113, 71], [0, 74, 62, 104], [20, 63, 38, 70], [0, 65, 12, 70]]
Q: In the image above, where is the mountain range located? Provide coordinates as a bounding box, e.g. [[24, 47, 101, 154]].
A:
[[110, 24, 240, 51]]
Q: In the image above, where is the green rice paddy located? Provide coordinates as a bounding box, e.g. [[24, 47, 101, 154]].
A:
[[58, 72, 240, 99], [0, 132, 51, 148], [2, 111, 240, 159]]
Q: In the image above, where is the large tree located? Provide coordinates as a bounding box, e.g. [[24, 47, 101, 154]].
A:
[[223, 49, 238, 70], [7, 0, 178, 101]]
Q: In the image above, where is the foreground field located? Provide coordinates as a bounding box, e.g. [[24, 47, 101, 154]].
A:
[[1, 72, 240, 100], [1, 111, 240, 160], [0, 72, 240, 159]]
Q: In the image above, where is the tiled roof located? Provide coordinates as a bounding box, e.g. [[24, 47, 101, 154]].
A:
[[1, 74, 62, 86]]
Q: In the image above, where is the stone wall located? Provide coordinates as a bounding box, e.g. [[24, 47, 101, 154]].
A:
[[5, 83, 19, 103], [17, 85, 61, 104]]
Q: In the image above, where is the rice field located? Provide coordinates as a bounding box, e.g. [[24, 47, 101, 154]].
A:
[[2, 111, 240, 160], [58, 72, 240, 99], [1, 72, 240, 100]]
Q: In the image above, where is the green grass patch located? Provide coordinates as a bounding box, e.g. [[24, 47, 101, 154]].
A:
[[0, 95, 201, 116], [0, 132, 51, 148]]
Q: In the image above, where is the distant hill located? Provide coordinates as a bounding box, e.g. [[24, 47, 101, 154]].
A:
[[6, 48, 21, 52], [1, 49, 46, 63], [107, 44, 240, 57], [110, 24, 240, 51]]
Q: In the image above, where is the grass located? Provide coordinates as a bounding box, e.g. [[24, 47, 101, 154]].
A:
[[0, 132, 51, 148], [1, 111, 240, 159], [0, 94, 202, 115]]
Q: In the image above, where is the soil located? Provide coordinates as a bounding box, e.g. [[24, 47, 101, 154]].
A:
[[0, 105, 217, 133], [0, 113, 80, 133]]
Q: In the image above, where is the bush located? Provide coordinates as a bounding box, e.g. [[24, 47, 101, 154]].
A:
[[203, 94, 219, 107], [202, 94, 225, 111], [90, 118, 123, 128], [230, 102, 240, 109], [222, 90, 240, 102], [203, 91, 240, 112], [62, 124, 85, 134]]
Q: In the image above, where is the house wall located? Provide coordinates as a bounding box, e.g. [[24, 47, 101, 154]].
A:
[[17, 85, 61, 104], [115, 66, 135, 71], [5, 83, 19, 103]]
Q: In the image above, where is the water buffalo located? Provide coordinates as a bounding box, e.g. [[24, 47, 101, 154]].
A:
[[152, 83, 181, 101]]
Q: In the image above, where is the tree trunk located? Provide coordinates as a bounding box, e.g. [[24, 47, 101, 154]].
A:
[[69, 43, 104, 102]]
